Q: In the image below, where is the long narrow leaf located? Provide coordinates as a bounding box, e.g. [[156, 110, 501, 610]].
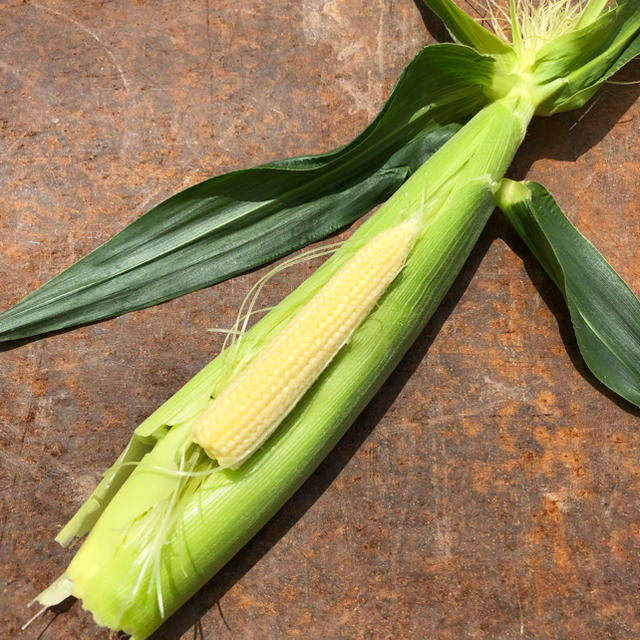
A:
[[497, 179, 640, 406], [0, 43, 495, 343]]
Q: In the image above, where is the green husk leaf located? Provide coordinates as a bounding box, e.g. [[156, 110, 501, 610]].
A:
[[422, 0, 516, 63], [576, 0, 615, 30], [0, 43, 496, 344], [497, 179, 640, 406], [533, 0, 640, 114], [547, 28, 640, 113]]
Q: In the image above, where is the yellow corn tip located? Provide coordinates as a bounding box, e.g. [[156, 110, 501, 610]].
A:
[[191, 218, 420, 469]]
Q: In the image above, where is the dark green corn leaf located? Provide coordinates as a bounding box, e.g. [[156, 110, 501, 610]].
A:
[[497, 179, 640, 406], [0, 43, 495, 344]]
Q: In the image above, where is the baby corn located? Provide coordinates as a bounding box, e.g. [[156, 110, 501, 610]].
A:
[[192, 219, 420, 468]]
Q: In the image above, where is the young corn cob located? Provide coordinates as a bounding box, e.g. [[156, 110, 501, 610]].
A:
[[192, 219, 420, 469]]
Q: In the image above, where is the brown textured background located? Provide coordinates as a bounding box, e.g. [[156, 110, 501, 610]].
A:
[[1, 1, 639, 638]]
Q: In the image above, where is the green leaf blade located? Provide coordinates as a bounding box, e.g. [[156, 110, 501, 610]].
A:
[[497, 179, 640, 406]]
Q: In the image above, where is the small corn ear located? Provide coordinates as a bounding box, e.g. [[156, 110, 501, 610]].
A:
[[192, 219, 420, 468]]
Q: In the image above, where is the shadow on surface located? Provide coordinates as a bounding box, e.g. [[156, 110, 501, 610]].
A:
[[0, 320, 103, 353], [414, 0, 451, 43]]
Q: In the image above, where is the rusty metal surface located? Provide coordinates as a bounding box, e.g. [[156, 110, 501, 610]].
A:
[[1, 1, 639, 638]]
